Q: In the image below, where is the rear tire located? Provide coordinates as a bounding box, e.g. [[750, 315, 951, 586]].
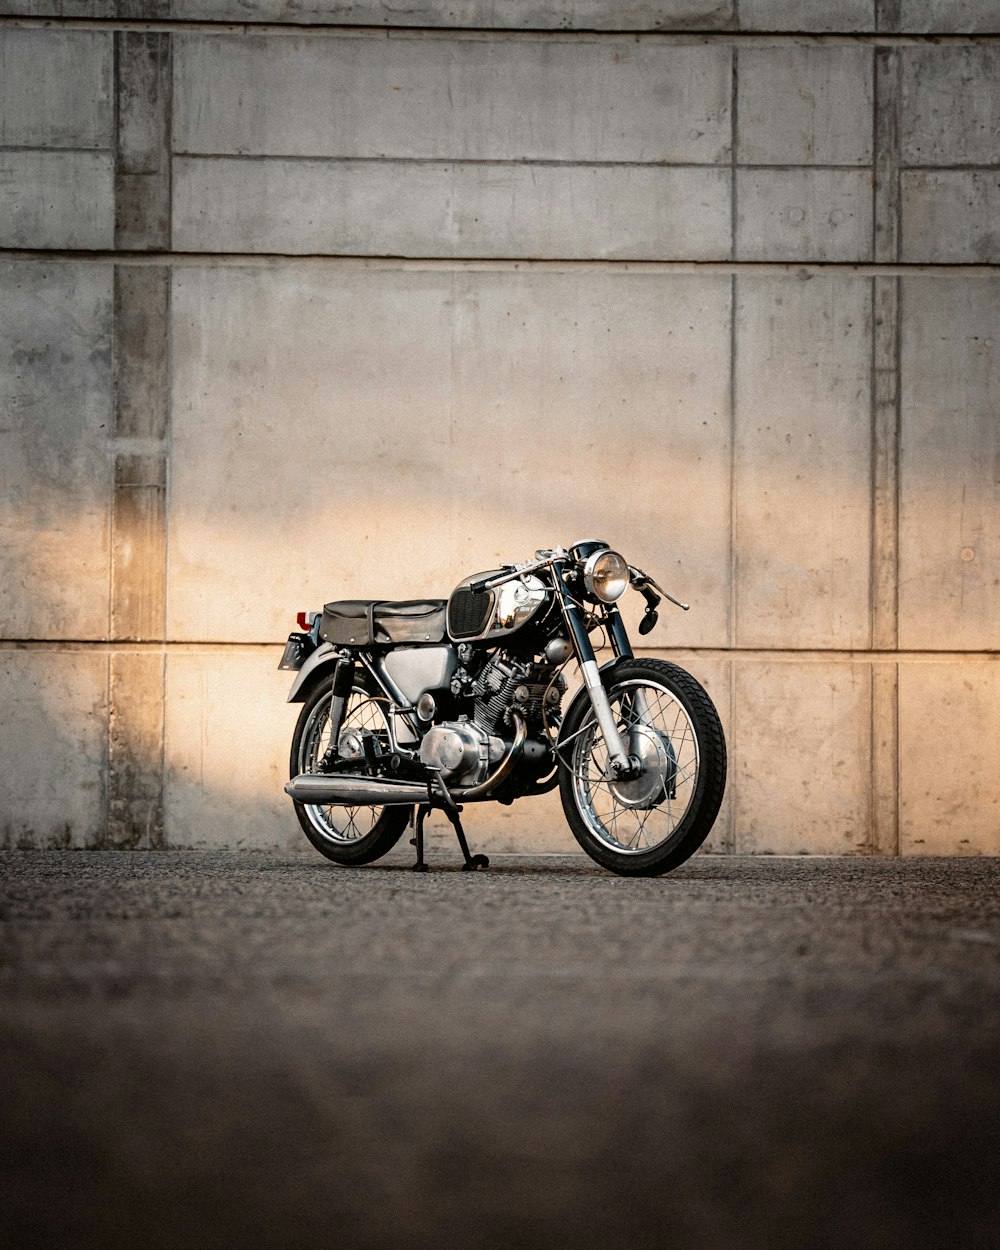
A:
[[289, 673, 411, 866], [558, 658, 726, 877]]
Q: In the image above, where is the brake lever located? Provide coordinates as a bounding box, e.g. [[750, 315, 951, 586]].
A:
[[629, 566, 690, 612]]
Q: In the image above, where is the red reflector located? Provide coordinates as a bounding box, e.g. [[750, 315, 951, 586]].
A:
[[296, 612, 310, 631]]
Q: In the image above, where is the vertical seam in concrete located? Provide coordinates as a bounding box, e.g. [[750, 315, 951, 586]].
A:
[[870, 17, 902, 855], [726, 654, 736, 853], [893, 660, 901, 855], [164, 266, 172, 646], [725, 28, 738, 855], [730, 46, 739, 264], [727, 270, 738, 853], [729, 283, 738, 653], [869, 662, 875, 851]]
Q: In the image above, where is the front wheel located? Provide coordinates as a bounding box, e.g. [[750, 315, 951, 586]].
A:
[[558, 658, 726, 877]]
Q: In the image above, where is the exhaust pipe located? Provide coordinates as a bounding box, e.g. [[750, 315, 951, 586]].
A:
[[284, 774, 432, 806]]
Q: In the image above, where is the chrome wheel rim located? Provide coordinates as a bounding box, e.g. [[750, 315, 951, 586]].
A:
[[297, 688, 391, 845], [568, 679, 700, 855]]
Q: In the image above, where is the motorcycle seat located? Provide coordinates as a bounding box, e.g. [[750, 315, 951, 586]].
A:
[[320, 598, 447, 646]]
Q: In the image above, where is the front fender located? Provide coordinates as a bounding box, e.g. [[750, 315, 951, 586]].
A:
[[286, 641, 341, 702]]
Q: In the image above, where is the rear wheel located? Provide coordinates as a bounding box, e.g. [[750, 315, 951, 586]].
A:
[[289, 673, 410, 865], [558, 658, 726, 877]]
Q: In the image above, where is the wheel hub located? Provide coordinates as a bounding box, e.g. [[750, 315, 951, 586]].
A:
[[608, 723, 673, 809]]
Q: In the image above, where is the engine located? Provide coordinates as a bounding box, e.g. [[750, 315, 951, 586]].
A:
[[418, 720, 505, 786], [471, 653, 565, 736], [419, 653, 565, 786]]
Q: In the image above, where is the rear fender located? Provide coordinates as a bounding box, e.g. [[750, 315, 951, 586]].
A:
[[286, 642, 342, 702]]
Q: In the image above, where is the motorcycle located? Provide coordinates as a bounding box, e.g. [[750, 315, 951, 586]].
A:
[[280, 540, 726, 877]]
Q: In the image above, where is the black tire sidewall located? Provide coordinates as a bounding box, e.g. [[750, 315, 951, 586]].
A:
[[558, 658, 726, 877], [289, 673, 410, 865]]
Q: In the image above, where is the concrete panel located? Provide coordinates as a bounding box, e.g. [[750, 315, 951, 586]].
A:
[[734, 275, 872, 649], [733, 661, 873, 854], [169, 265, 731, 648], [0, 28, 112, 149], [737, 46, 873, 165], [898, 278, 1000, 650], [736, 170, 873, 262], [174, 34, 732, 164], [901, 171, 1000, 263], [901, 47, 1000, 166], [0, 261, 113, 639], [173, 157, 732, 260], [165, 1, 735, 28], [0, 151, 114, 250], [164, 651, 303, 849], [445, 270, 733, 652], [739, 0, 875, 29], [899, 663, 1000, 855], [0, 649, 107, 849], [900, 0, 1000, 33]]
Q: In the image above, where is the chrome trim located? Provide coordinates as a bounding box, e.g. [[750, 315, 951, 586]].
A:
[[582, 549, 628, 603], [581, 659, 630, 773]]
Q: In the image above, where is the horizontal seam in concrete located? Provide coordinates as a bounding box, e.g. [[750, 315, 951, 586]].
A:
[[0, 144, 112, 154], [2, 17, 998, 46], [173, 153, 874, 171], [2, 249, 999, 277], [174, 154, 731, 169], [2, 641, 996, 662], [901, 164, 1000, 173]]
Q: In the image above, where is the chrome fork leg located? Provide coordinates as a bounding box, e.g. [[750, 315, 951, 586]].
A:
[[580, 660, 633, 776]]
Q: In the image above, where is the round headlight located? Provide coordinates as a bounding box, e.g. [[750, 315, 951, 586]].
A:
[[583, 549, 629, 603]]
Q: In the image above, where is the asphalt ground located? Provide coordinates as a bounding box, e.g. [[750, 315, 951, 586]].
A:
[[2, 847, 1000, 1250]]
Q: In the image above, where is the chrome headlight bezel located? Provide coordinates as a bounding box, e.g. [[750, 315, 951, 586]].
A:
[[582, 549, 629, 603]]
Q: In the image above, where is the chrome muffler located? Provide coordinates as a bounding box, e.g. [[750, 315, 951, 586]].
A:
[[284, 775, 431, 806]]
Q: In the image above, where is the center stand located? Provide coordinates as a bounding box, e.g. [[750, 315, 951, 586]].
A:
[[410, 771, 490, 872]]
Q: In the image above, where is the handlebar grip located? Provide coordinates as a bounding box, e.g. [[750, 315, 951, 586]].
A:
[[466, 577, 493, 594]]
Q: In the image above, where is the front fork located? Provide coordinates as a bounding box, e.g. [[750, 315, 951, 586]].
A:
[[554, 564, 640, 779]]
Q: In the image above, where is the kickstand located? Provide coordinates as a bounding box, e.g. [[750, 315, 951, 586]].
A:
[[411, 803, 430, 872], [443, 804, 489, 872]]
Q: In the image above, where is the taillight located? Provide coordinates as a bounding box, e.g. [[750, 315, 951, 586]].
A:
[[296, 611, 317, 631]]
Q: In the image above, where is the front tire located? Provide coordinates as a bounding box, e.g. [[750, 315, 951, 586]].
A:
[[558, 658, 726, 877], [289, 674, 411, 866]]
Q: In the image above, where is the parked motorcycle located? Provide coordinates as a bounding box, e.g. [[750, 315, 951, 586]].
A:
[[280, 540, 726, 876]]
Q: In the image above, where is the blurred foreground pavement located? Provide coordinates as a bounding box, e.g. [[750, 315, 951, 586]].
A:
[[2, 848, 1000, 1249]]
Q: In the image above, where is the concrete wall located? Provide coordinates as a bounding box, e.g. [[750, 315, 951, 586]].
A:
[[1, 2, 997, 856]]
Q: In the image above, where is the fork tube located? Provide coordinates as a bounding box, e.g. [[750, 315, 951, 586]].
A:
[[552, 564, 631, 774], [606, 605, 633, 659]]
